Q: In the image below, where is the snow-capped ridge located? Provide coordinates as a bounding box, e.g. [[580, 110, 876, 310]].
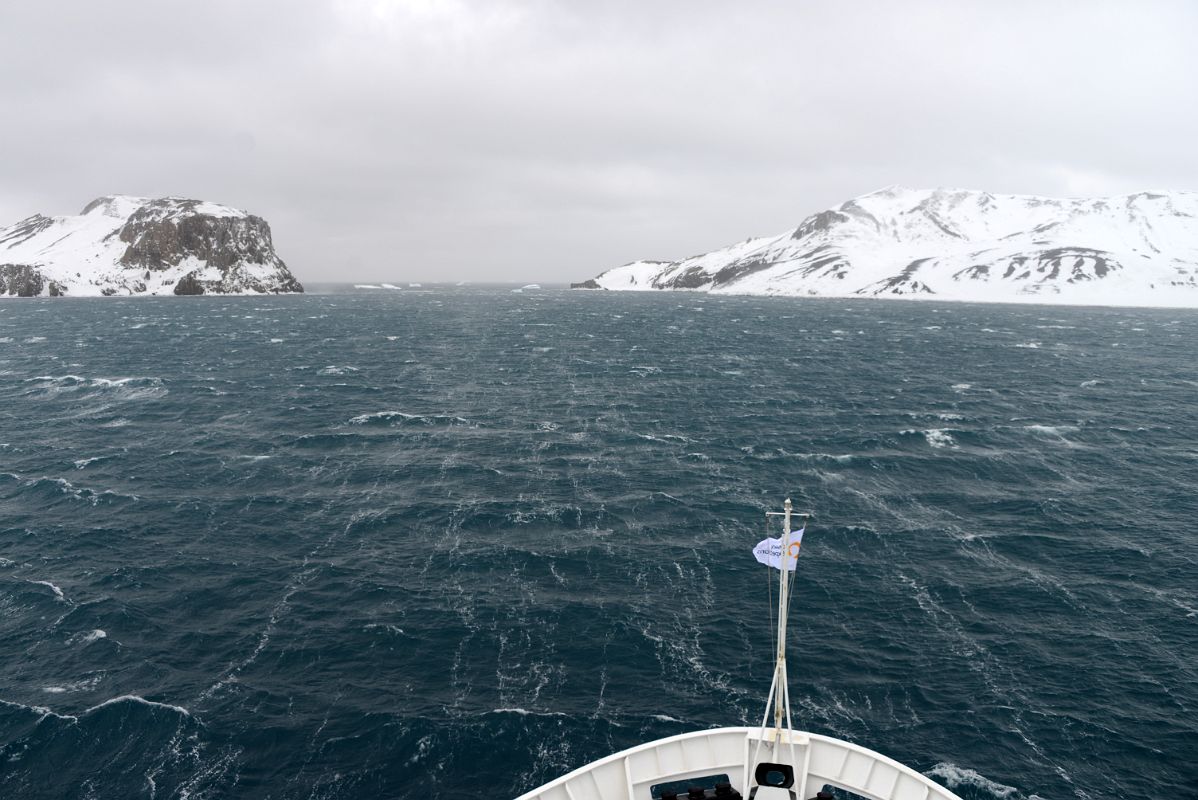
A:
[[576, 186, 1198, 307], [80, 195, 153, 218]]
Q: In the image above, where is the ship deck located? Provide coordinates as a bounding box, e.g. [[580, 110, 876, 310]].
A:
[[514, 727, 962, 800]]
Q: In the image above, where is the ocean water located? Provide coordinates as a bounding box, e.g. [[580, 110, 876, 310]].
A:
[[0, 287, 1194, 800]]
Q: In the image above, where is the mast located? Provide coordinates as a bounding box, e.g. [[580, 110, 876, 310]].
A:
[[750, 498, 807, 783], [773, 498, 792, 735]]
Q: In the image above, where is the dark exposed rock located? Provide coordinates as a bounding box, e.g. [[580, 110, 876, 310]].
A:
[[119, 204, 274, 271], [0, 215, 54, 249], [797, 254, 850, 278], [920, 209, 964, 239], [953, 264, 991, 280], [272, 272, 304, 294], [570, 279, 602, 289], [1036, 247, 1115, 279], [1002, 257, 1028, 278], [653, 265, 710, 290], [858, 258, 937, 295], [836, 200, 882, 231], [792, 210, 849, 240], [173, 272, 205, 295], [0, 264, 45, 297], [712, 259, 773, 287], [81, 197, 118, 215], [112, 199, 303, 294]]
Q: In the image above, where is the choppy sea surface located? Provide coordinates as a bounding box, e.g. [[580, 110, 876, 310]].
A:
[[0, 287, 1194, 800]]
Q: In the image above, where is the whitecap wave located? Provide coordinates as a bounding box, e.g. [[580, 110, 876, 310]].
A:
[[926, 762, 1020, 798], [73, 455, 112, 469], [29, 579, 65, 601], [783, 451, 853, 463], [84, 694, 192, 718], [0, 697, 79, 723], [901, 429, 956, 448], [1023, 424, 1079, 436], [924, 429, 956, 448], [348, 410, 470, 426], [66, 628, 113, 646], [23, 476, 138, 505], [42, 675, 103, 694], [489, 707, 566, 717], [22, 375, 167, 401]]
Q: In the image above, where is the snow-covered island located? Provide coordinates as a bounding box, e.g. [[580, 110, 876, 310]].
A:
[[0, 195, 303, 297], [574, 186, 1198, 307]]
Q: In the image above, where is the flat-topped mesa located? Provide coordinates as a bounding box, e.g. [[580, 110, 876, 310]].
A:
[[577, 186, 1198, 308], [0, 195, 304, 297]]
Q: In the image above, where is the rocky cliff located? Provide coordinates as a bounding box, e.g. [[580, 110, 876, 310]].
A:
[[576, 187, 1198, 307], [0, 196, 303, 297]]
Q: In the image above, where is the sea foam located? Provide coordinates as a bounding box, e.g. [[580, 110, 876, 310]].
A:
[[926, 763, 1020, 798]]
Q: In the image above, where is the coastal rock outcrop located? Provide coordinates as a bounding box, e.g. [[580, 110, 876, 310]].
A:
[[0, 195, 303, 297]]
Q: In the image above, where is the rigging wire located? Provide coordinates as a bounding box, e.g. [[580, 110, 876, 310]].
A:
[[782, 513, 809, 686]]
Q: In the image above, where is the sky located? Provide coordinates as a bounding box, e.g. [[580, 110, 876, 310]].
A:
[[2, 0, 1196, 284]]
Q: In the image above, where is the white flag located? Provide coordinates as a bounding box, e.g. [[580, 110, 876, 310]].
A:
[[752, 528, 805, 571]]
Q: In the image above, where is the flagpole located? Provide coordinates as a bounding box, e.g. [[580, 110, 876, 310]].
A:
[[774, 497, 792, 741], [749, 500, 809, 786]]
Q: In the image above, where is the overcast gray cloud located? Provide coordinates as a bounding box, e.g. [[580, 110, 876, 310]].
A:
[[2, 0, 1196, 283]]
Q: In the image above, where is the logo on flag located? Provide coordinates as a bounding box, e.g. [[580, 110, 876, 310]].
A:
[[752, 528, 805, 571]]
